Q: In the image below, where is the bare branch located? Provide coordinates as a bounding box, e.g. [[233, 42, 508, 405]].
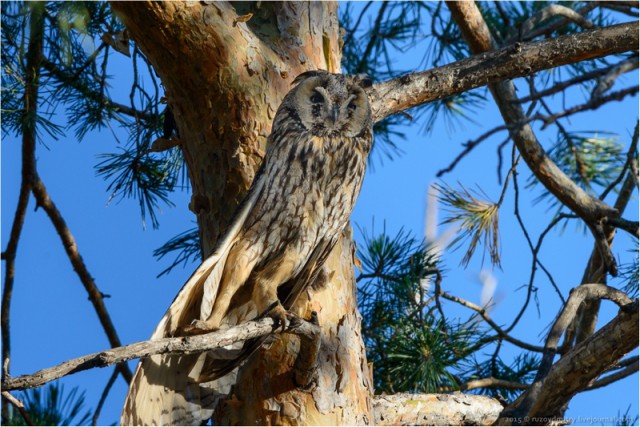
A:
[[513, 3, 599, 43], [536, 283, 634, 382], [1, 391, 34, 426], [92, 367, 119, 426], [370, 21, 638, 122], [439, 291, 544, 353], [597, 1, 640, 18], [2, 316, 317, 391], [506, 4, 593, 45], [516, 57, 638, 104], [586, 358, 639, 391], [499, 299, 638, 423], [541, 86, 639, 129], [605, 216, 639, 237], [592, 56, 640, 100], [30, 176, 133, 384]]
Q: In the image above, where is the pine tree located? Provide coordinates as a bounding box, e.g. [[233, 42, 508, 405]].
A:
[[2, 1, 637, 425]]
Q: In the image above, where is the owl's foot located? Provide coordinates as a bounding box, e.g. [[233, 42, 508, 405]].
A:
[[179, 319, 220, 336], [262, 301, 290, 333]]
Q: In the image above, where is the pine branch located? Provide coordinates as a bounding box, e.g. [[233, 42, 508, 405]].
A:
[[40, 58, 156, 123], [1, 316, 319, 391], [369, 21, 638, 122]]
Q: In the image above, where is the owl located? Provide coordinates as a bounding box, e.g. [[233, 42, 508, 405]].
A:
[[121, 70, 374, 425]]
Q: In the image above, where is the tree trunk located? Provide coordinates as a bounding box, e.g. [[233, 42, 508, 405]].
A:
[[111, 1, 373, 424]]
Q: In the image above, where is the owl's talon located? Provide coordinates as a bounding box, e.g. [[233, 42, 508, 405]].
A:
[[268, 302, 289, 332]]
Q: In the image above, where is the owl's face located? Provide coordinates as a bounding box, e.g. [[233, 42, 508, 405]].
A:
[[288, 71, 372, 138]]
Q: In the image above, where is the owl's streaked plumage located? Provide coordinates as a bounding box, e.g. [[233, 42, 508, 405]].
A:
[[121, 71, 373, 425]]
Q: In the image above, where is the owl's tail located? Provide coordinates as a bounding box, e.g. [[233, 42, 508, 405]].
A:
[[119, 242, 236, 426], [120, 179, 266, 426]]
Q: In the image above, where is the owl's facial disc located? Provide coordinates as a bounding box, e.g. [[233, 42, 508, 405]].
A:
[[292, 73, 372, 139]]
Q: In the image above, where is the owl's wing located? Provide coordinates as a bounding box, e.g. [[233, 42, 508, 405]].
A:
[[120, 174, 266, 426], [197, 233, 341, 383]]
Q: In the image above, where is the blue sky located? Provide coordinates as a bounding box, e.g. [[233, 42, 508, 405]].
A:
[[2, 3, 638, 425]]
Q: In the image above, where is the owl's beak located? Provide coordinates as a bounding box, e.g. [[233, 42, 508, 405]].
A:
[[330, 104, 340, 124]]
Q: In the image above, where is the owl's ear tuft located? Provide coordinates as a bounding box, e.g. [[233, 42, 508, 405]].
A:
[[292, 70, 329, 86], [354, 74, 373, 88]]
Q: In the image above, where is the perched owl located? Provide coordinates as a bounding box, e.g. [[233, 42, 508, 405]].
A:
[[121, 70, 373, 425]]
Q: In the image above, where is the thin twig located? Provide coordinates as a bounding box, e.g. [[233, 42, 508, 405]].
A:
[[586, 358, 639, 391], [92, 367, 119, 426], [600, 121, 639, 201], [1, 391, 34, 426], [592, 57, 639, 100], [436, 125, 508, 177], [439, 291, 544, 353], [541, 86, 639, 129], [40, 59, 156, 123], [506, 4, 593, 45], [516, 58, 638, 104]]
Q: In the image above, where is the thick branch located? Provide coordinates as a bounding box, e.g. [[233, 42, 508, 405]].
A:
[[372, 393, 503, 426], [369, 21, 638, 122], [498, 300, 638, 424], [2, 317, 316, 391], [30, 176, 133, 384], [536, 284, 633, 381]]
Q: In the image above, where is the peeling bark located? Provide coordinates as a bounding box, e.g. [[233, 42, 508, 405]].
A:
[[372, 393, 503, 426]]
